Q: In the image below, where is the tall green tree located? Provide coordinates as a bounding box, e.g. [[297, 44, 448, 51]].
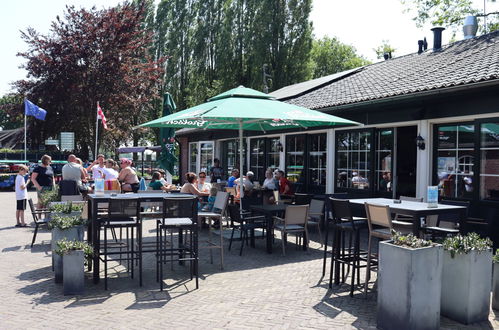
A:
[[402, 0, 499, 34], [311, 36, 370, 78]]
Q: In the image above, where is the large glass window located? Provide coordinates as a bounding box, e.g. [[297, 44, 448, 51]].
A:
[[199, 142, 214, 173], [308, 133, 327, 188], [436, 124, 475, 199], [189, 142, 198, 173], [480, 122, 499, 200], [286, 135, 305, 186], [188, 141, 213, 175], [268, 138, 281, 172], [250, 138, 265, 181], [336, 130, 372, 190], [375, 129, 393, 193], [221, 139, 246, 177]]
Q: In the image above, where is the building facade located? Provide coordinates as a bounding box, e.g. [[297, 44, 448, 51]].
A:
[[176, 30, 499, 239]]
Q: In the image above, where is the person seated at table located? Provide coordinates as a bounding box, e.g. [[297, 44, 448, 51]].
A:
[[149, 171, 174, 192], [201, 187, 218, 211], [197, 171, 212, 193], [62, 154, 91, 193], [227, 169, 239, 188], [102, 158, 119, 180], [234, 171, 255, 196], [275, 170, 293, 196], [86, 154, 106, 180], [262, 169, 278, 190], [118, 158, 139, 192], [180, 172, 209, 196]]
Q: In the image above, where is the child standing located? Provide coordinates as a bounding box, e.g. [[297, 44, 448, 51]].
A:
[[15, 165, 29, 227]]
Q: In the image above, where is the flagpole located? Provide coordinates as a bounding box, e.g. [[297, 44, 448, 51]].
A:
[[94, 102, 99, 159], [24, 113, 27, 162]]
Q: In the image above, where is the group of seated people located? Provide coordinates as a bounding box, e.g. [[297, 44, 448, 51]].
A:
[[61, 154, 141, 193], [177, 167, 294, 211]]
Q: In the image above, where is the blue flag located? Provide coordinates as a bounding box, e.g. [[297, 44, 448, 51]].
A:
[[24, 99, 47, 120]]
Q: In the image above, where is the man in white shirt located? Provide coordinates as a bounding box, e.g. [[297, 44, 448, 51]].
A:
[[86, 154, 106, 179]]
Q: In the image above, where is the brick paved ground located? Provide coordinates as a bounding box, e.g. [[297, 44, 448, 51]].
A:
[[0, 190, 497, 329]]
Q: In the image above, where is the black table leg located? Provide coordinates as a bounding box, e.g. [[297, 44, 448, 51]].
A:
[[92, 200, 100, 284], [412, 212, 421, 237], [266, 212, 273, 254]]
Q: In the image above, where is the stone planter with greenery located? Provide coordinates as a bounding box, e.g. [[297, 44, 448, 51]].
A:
[[492, 250, 499, 310], [49, 214, 86, 283], [441, 233, 492, 324], [377, 231, 442, 330], [39, 186, 60, 209], [55, 239, 92, 295], [49, 201, 84, 219]]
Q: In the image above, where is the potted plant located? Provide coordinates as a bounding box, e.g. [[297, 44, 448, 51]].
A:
[[55, 238, 92, 295], [49, 214, 86, 283], [49, 201, 84, 218], [492, 249, 499, 310], [377, 231, 442, 330], [39, 186, 60, 208], [441, 233, 493, 324]]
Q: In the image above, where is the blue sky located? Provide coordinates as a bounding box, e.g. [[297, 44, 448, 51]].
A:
[[1, 0, 497, 95]]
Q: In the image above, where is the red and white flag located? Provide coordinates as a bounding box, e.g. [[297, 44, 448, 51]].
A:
[[97, 102, 108, 130]]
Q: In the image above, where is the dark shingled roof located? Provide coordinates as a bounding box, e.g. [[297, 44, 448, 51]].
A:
[[277, 31, 499, 109]]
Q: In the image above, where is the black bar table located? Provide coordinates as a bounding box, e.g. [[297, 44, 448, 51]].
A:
[[250, 203, 288, 254], [87, 192, 192, 284]]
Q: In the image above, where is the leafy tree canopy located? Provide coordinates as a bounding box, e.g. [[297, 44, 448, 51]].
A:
[[311, 36, 371, 79], [402, 0, 499, 35], [16, 1, 165, 158], [0, 94, 24, 130]]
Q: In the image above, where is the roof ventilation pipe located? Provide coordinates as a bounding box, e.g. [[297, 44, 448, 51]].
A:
[[418, 40, 424, 54], [431, 27, 445, 50], [463, 15, 478, 39]]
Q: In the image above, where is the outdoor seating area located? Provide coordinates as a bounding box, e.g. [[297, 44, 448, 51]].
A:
[[3, 1, 499, 328]]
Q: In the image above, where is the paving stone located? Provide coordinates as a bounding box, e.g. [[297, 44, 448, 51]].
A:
[[0, 191, 497, 329]]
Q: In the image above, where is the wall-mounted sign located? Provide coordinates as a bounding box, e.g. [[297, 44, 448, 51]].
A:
[[60, 132, 75, 151]]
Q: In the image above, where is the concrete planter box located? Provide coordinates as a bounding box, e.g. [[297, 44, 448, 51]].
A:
[[62, 250, 85, 295], [377, 241, 443, 330], [441, 249, 492, 324], [52, 226, 84, 283], [491, 263, 499, 310]]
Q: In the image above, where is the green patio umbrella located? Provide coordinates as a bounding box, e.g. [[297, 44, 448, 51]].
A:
[[138, 86, 359, 214], [158, 93, 178, 176]]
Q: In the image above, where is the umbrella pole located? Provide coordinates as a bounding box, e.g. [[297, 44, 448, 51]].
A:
[[239, 120, 244, 217]]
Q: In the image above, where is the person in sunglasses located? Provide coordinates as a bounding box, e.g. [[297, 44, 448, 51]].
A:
[[118, 158, 139, 192], [197, 171, 212, 193]]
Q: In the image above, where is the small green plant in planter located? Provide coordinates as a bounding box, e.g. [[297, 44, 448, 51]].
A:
[[442, 232, 492, 258], [48, 214, 86, 230], [55, 238, 93, 260], [39, 186, 60, 208], [55, 239, 93, 295], [391, 230, 435, 248], [441, 233, 493, 324], [49, 202, 84, 214]]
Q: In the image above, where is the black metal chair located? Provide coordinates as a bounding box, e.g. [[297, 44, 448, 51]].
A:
[[424, 199, 470, 239], [227, 204, 266, 256], [322, 193, 348, 276], [59, 180, 80, 196], [328, 198, 368, 296], [28, 198, 50, 247], [293, 193, 313, 205], [100, 197, 142, 290], [157, 197, 199, 291]]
